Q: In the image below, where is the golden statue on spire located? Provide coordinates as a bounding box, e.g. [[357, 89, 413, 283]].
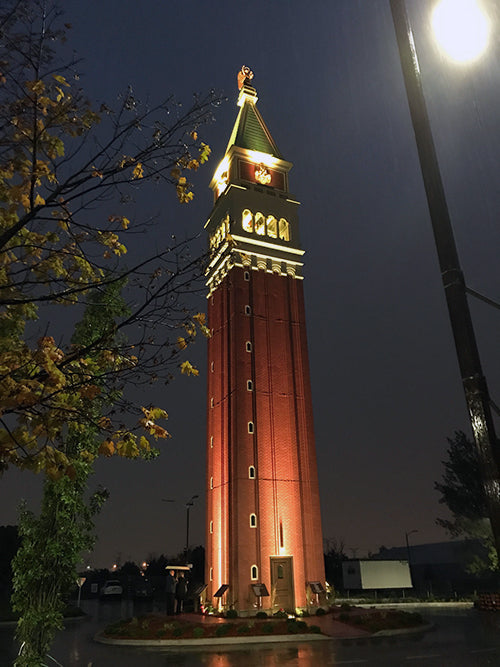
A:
[[237, 65, 254, 90]]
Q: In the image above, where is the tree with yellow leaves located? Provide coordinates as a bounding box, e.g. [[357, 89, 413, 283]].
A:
[[0, 0, 219, 663], [0, 0, 215, 477]]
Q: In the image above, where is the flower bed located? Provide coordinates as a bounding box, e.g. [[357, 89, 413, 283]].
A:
[[329, 605, 425, 633], [103, 615, 323, 640]]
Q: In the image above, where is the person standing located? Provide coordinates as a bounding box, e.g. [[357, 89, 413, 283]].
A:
[[165, 570, 176, 615], [175, 572, 187, 614]]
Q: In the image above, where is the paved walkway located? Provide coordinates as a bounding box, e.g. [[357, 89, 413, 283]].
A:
[[301, 613, 371, 638]]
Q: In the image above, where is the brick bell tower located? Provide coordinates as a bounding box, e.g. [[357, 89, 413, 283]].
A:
[[205, 67, 325, 615]]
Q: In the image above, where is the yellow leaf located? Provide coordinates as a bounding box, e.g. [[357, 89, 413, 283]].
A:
[[99, 440, 115, 457], [132, 163, 144, 179], [34, 194, 45, 206], [139, 436, 151, 451], [199, 142, 211, 164], [53, 74, 70, 87], [80, 450, 96, 463], [193, 312, 206, 326], [177, 336, 187, 350], [180, 360, 199, 376]]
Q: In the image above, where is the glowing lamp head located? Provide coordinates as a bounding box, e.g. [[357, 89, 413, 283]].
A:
[[432, 0, 490, 63]]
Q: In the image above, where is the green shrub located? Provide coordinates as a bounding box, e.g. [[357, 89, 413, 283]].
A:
[[262, 622, 274, 633], [295, 620, 308, 632], [340, 602, 351, 611], [256, 611, 268, 619], [173, 626, 184, 637], [215, 624, 231, 637], [316, 607, 326, 616], [105, 622, 124, 636], [273, 610, 288, 618], [192, 627, 205, 638], [225, 609, 238, 618], [237, 623, 250, 634], [339, 612, 350, 622], [287, 620, 299, 634], [310, 625, 322, 634]]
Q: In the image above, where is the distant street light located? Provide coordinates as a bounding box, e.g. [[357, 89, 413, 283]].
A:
[[389, 0, 500, 561], [162, 495, 199, 563], [185, 495, 199, 563]]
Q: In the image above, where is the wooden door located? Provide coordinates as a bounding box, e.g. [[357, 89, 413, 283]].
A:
[[270, 556, 294, 612]]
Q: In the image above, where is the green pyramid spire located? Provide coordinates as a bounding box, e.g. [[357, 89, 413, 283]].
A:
[[226, 76, 282, 158]]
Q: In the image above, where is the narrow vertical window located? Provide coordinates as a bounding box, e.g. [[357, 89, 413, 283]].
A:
[[211, 361, 214, 372], [210, 436, 213, 448], [210, 476, 214, 489], [251, 565, 258, 580], [250, 513, 257, 527], [210, 521, 213, 534], [242, 209, 253, 233], [244, 271, 250, 281], [279, 217, 290, 241], [245, 305, 251, 315], [247, 380, 253, 391], [210, 397, 214, 408], [248, 422, 254, 434], [210, 567, 213, 581], [246, 341, 252, 353], [249, 466, 256, 479], [255, 211, 265, 235], [266, 215, 277, 238], [279, 521, 284, 548]]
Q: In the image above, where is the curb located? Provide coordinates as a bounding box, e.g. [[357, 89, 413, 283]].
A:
[[0, 614, 87, 629], [356, 602, 473, 610], [94, 631, 329, 647], [372, 623, 434, 637], [94, 623, 435, 648]]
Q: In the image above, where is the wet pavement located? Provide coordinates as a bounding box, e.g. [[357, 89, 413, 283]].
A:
[[2, 602, 500, 666]]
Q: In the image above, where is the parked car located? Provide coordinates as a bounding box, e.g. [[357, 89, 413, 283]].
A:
[[100, 579, 123, 597]]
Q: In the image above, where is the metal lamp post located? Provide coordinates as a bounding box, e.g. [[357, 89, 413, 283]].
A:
[[163, 495, 200, 563], [185, 495, 199, 563], [389, 0, 500, 558]]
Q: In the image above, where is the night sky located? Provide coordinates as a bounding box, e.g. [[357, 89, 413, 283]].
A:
[[2, 0, 500, 568]]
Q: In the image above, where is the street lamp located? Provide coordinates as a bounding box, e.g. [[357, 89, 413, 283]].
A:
[[431, 0, 490, 63], [389, 1, 500, 559], [163, 495, 199, 563], [185, 495, 199, 563]]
